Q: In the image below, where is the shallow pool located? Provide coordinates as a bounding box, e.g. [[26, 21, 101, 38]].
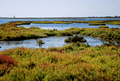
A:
[[0, 36, 106, 51]]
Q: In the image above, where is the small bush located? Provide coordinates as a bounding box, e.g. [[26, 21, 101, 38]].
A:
[[65, 35, 86, 43], [0, 54, 18, 66], [0, 54, 18, 76], [38, 39, 44, 45]]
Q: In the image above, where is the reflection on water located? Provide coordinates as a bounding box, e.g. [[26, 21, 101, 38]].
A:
[[0, 36, 106, 51], [0, 37, 69, 51]]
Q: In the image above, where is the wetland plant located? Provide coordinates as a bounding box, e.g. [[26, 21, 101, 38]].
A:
[[0, 54, 18, 76], [65, 35, 86, 43], [38, 39, 44, 45]]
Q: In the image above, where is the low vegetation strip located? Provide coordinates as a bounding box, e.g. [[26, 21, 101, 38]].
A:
[[107, 21, 120, 25], [32, 21, 73, 24], [2, 20, 120, 25]]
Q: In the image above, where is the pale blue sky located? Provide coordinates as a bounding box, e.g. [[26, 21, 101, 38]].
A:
[[0, 0, 120, 17]]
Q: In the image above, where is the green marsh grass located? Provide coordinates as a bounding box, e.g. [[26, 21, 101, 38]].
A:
[[0, 43, 120, 80], [32, 21, 73, 24], [107, 20, 120, 25], [0, 21, 120, 80]]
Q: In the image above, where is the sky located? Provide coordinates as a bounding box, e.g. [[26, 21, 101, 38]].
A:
[[0, 0, 120, 17]]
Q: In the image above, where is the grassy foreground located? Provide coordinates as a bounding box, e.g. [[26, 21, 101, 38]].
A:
[[0, 43, 120, 81]]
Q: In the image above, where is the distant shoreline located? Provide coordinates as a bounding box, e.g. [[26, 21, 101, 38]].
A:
[[0, 16, 120, 19]]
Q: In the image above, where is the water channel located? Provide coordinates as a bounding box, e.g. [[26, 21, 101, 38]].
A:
[[18, 23, 120, 30], [0, 18, 119, 51], [0, 36, 107, 51]]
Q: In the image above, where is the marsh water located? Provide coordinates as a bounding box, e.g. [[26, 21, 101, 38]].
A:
[[18, 23, 120, 30], [0, 36, 106, 51], [0, 18, 120, 51]]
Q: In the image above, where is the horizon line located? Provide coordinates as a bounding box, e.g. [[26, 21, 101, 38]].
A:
[[0, 16, 120, 19]]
